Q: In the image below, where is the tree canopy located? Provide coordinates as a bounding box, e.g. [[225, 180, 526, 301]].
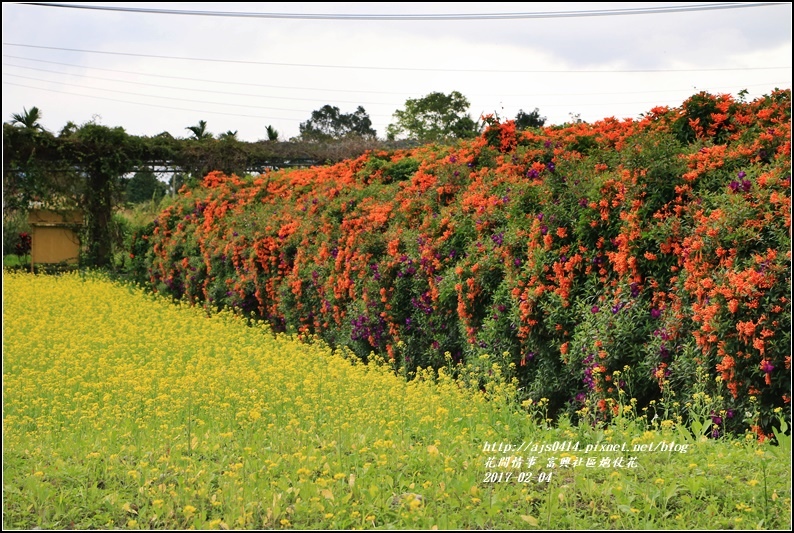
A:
[[515, 108, 546, 129], [9, 106, 44, 130], [386, 91, 479, 143], [298, 105, 377, 142]]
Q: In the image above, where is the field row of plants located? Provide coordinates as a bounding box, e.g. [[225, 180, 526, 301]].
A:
[[128, 90, 792, 437], [3, 272, 791, 529]]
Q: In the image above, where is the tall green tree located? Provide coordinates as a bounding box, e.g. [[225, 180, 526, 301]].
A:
[[299, 105, 376, 142], [186, 120, 212, 140], [9, 106, 44, 130], [515, 108, 546, 129], [124, 169, 167, 204], [386, 91, 478, 143], [265, 125, 279, 141]]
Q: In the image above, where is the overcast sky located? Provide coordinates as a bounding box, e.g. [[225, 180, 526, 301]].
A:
[[2, 2, 791, 142]]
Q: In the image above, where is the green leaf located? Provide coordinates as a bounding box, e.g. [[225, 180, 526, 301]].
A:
[[520, 515, 539, 526]]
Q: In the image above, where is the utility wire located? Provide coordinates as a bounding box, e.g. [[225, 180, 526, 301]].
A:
[[1, 55, 413, 96], [20, 2, 791, 20], [1, 72, 395, 117], [1, 63, 399, 106], [3, 55, 789, 100], [3, 43, 789, 74], [2, 81, 302, 122], [3, 77, 721, 114]]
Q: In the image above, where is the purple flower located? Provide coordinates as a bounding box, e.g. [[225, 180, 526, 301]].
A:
[[544, 140, 552, 149], [630, 283, 640, 298], [651, 308, 661, 319], [579, 198, 588, 207], [660, 345, 669, 360], [761, 360, 775, 374], [449, 155, 458, 163], [546, 161, 556, 172], [738, 171, 746, 179], [726, 409, 735, 419], [741, 180, 751, 192], [527, 169, 539, 179], [537, 213, 544, 221], [591, 305, 600, 314], [540, 225, 548, 235], [729, 180, 740, 192]]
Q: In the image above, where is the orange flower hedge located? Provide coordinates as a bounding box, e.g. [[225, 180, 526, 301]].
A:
[[130, 90, 791, 436]]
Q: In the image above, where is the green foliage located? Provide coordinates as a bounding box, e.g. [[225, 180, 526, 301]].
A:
[[299, 105, 377, 141], [9, 105, 44, 130], [515, 108, 546, 129], [123, 169, 168, 204], [356, 154, 420, 184], [2, 210, 31, 257], [185, 119, 212, 140], [386, 91, 479, 143]]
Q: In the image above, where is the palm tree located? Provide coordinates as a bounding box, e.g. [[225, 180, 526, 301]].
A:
[[186, 119, 212, 140], [9, 106, 43, 130], [266, 124, 279, 141], [218, 130, 238, 140]]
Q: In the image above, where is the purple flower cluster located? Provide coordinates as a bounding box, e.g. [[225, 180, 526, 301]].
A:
[[630, 282, 640, 298], [396, 256, 416, 278], [369, 263, 381, 281], [582, 354, 597, 390], [411, 291, 434, 315], [350, 313, 386, 346]]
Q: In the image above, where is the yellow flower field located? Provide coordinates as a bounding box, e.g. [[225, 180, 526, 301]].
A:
[[3, 272, 790, 529]]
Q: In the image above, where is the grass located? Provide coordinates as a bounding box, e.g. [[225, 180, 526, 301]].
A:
[[3, 271, 791, 529]]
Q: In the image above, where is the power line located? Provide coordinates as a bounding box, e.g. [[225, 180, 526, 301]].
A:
[[1, 63, 399, 106], [3, 55, 789, 100], [4, 43, 790, 74], [2, 81, 303, 122], [2, 72, 398, 117], [1, 55, 413, 96], [8, 76, 762, 118], [20, 2, 791, 20]]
